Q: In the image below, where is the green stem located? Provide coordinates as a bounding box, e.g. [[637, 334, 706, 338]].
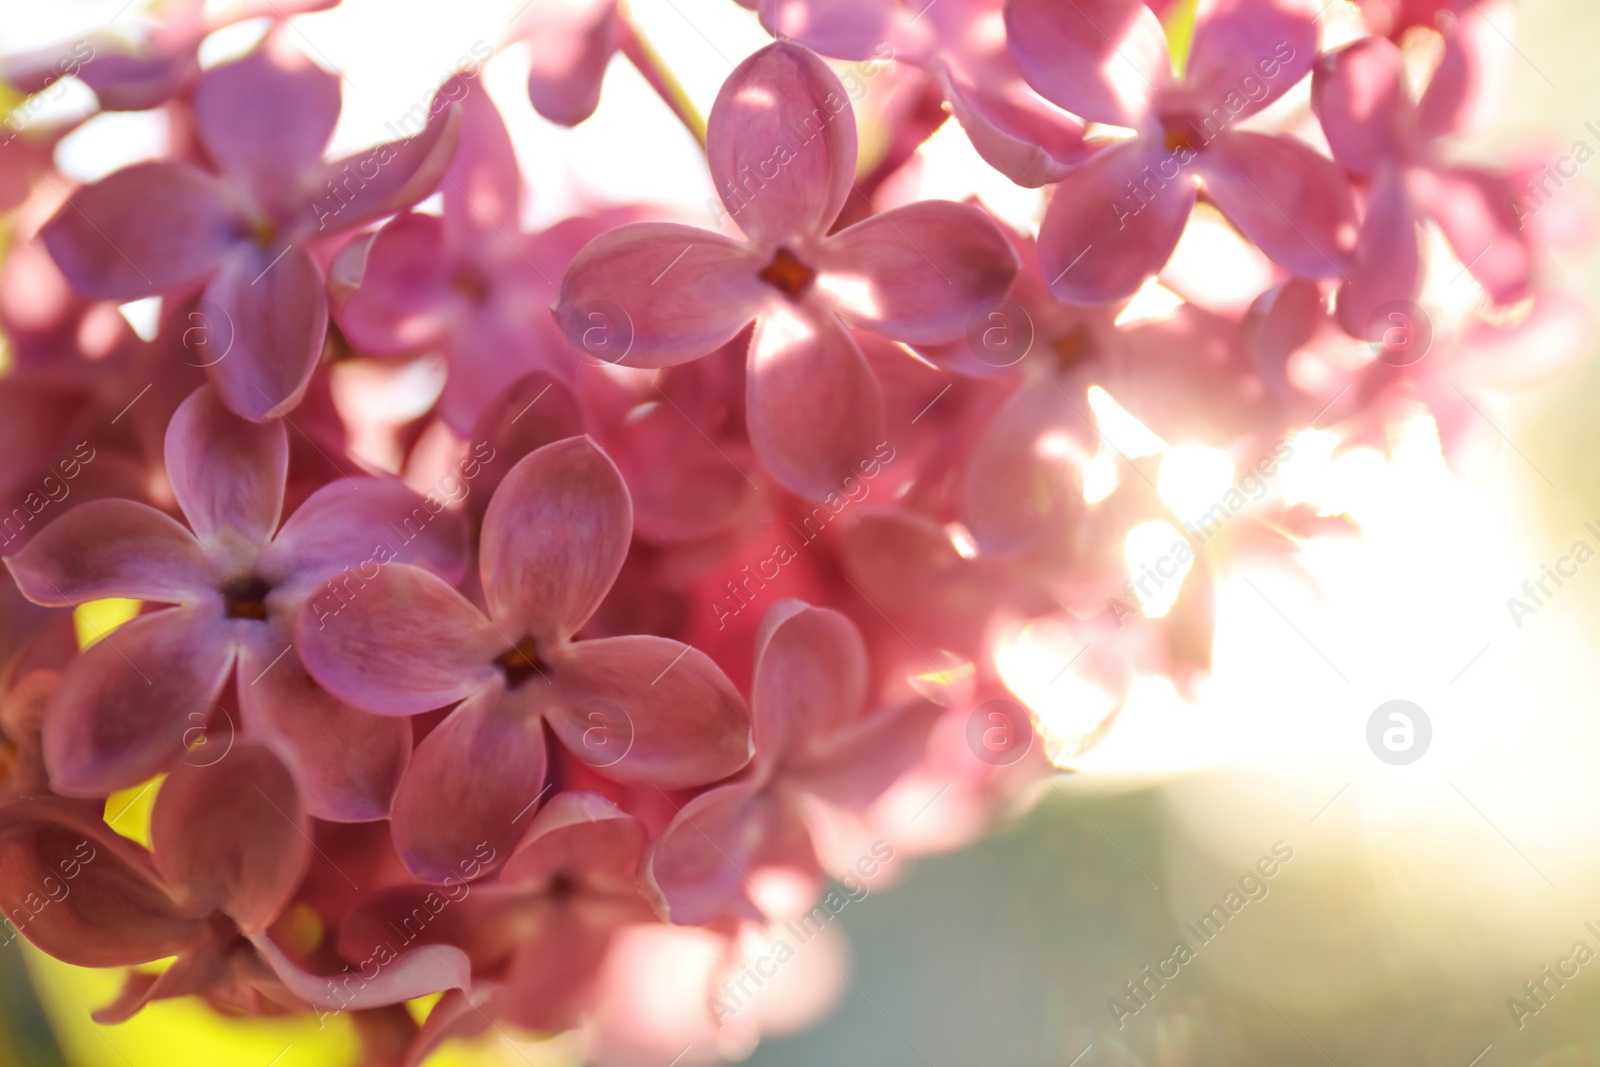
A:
[[617, 0, 708, 148]]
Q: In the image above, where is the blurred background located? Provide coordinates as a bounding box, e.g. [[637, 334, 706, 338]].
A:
[[4, 0, 1600, 1064]]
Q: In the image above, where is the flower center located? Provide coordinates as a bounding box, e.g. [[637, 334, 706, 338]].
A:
[[251, 218, 279, 250], [1051, 326, 1096, 371], [450, 268, 490, 303], [222, 576, 273, 621], [1161, 121, 1205, 154], [494, 637, 547, 689], [758, 247, 816, 301]]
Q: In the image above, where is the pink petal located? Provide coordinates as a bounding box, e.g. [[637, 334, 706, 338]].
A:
[[443, 75, 523, 235], [524, 0, 620, 126], [746, 309, 884, 499], [1415, 0, 1515, 140], [938, 68, 1084, 188], [467, 372, 587, 507], [0, 797, 198, 966], [554, 222, 763, 368], [150, 743, 310, 934], [252, 930, 471, 1010], [389, 686, 548, 883], [294, 563, 501, 716], [759, 0, 901, 61], [1197, 131, 1355, 280], [1335, 166, 1420, 338], [1419, 165, 1534, 306], [192, 46, 340, 214], [480, 437, 631, 644], [818, 200, 1020, 345], [203, 242, 329, 420], [501, 790, 645, 893], [1310, 36, 1412, 178], [5, 499, 210, 606], [264, 477, 470, 591], [1004, 0, 1169, 127], [961, 378, 1090, 556], [706, 41, 856, 245], [792, 699, 940, 809], [547, 634, 752, 787], [1463, 290, 1594, 391], [500, 909, 620, 1033], [164, 385, 288, 552], [640, 780, 773, 924], [751, 601, 866, 763], [1037, 137, 1195, 305], [41, 162, 243, 299], [298, 105, 464, 236], [336, 212, 450, 354], [238, 640, 411, 822], [43, 605, 235, 796], [337, 883, 526, 970], [1180, 0, 1318, 120]]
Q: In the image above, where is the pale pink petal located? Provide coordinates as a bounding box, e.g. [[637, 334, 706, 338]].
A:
[[818, 200, 1020, 344], [1335, 166, 1420, 338], [264, 477, 469, 591], [792, 699, 940, 808], [1037, 137, 1195, 305], [961, 378, 1090, 556], [1004, 0, 1169, 126], [546, 634, 752, 787], [554, 223, 763, 368], [389, 686, 548, 883], [150, 743, 310, 934], [746, 310, 884, 499], [1311, 36, 1412, 177], [300, 106, 464, 235], [501, 791, 645, 893], [1197, 131, 1355, 280], [192, 46, 340, 213], [203, 242, 329, 421], [706, 41, 856, 244], [467, 372, 587, 507], [165, 385, 288, 550], [1415, 0, 1515, 140], [759, 0, 900, 61], [443, 74, 522, 234], [294, 563, 501, 715], [939, 69, 1084, 188], [43, 605, 235, 796], [1181, 0, 1318, 119], [480, 437, 631, 643], [1420, 164, 1534, 305], [640, 780, 771, 924], [0, 797, 199, 966], [1463, 291, 1594, 391], [751, 601, 866, 763], [524, 0, 620, 126], [41, 163, 243, 299], [239, 641, 411, 822], [336, 212, 451, 354], [252, 931, 471, 1010], [5, 499, 210, 606]]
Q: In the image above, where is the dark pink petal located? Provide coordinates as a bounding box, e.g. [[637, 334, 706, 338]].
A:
[[5, 499, 209, 606], [443, 75, 522, 234], [746, 310, 884, 499], [337, 883, 527, 970], [1004, 0, 1169, 127], [554, 223, 763, 368], [818, 200, 1020, 344], [239, 640, 411, 823], [1037, 137, 1195, 305], [0, 797, 199, 966], [203, 243, 329, 421], [501, 791, 645, 893], [706, 41, 856, 244], [336, 212, 450, 354], [1197, 131, 1355, 280], [389, 686, 548, 883], [501, 910, 620, 1033], [150, 743, 310, 934], [1420, 165, 1534, 305], [480, 437, 631, 643], [640, 780, 771, 924], [264, 477, 469, 591], [294, 563, 501, 716], [751, 601, 866, 763], [547, 634, 752, 787], [1181, 0, 1317, 119], [938, 69, 1084, 188], [252, 930, 471, 1010], [165, 385, 288, 551], [301, 106, 464, 236], [1311, 36, 1412, 178], [524, 0, 619, 126], [1335, 166, 1420, 338], [44, 606, 235, 796], [193, 46, 340, 213], [41, 162, 242, 299]]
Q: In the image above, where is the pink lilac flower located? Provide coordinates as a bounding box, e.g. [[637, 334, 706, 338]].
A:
[[41, 40, 461, 420], [295, 436, 752, 883], [555, 40, 1019, 497], [0, 745, 469, 1022], [1005, 0, 1356, 305], [3, 385, 468, 819]]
